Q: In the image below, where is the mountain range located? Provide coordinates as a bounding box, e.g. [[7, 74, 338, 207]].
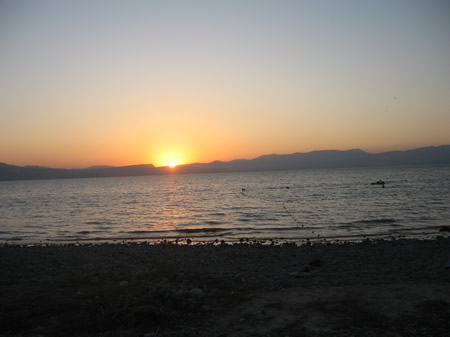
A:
[[1, 145, 449, 181]]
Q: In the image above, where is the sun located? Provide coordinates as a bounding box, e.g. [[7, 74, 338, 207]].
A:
[[157, 151, 183, 168], [152, 148, 188, 168]]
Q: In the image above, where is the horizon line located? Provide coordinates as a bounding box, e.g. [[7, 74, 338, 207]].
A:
[[2, 144, 449, 170]]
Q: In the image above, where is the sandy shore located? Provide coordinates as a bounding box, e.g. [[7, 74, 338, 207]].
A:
[[1, 238, 450, 336]]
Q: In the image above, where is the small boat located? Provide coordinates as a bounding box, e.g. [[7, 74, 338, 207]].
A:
[[371, 180, 385, 186]]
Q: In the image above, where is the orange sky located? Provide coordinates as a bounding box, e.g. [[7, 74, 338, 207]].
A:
[[1, 1, 449, 168]]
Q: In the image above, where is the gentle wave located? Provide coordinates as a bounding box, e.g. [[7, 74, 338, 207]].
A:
[[1, 166, 449, 244], [174, 228, 229, 234], [346, 218, 397, 225], [76, 230, 107, 235]]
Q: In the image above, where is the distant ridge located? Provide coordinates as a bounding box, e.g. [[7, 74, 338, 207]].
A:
[[0, 163, 165, 181], [1, 145, 449, 181]]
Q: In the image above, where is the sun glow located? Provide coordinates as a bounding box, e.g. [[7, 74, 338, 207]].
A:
[[155, 151, 185, 168]]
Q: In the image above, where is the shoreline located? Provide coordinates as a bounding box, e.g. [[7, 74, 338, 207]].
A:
[[1, 237, 450, 336], [2, 229, 449, 248]]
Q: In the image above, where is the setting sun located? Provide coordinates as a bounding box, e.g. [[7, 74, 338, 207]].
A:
[[154, 150, 186, 168]]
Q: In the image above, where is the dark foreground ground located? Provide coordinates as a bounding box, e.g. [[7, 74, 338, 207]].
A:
[[1, 238, 450, 337]]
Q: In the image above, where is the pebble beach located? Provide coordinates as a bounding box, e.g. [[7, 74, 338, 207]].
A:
[[1, 237, 450, 336]]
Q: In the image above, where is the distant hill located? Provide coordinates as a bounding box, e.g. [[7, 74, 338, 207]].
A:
[[0, 163, 167, 181], [175, 145, 450, 174], [1, 145, 449, 181]]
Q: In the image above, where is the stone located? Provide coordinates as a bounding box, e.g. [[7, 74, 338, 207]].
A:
[[190, 288, 204, 298]]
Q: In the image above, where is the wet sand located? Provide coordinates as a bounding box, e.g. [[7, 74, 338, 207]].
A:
[[1, 238, 450, 336]]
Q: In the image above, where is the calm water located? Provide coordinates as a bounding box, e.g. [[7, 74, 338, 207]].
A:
[[1, 166, 449, 244]]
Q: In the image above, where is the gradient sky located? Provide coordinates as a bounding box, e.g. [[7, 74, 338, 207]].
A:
[[1, 0, 449, 168]]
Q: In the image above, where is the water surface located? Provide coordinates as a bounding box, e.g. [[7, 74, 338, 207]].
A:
[[1, 166, 449, 244]]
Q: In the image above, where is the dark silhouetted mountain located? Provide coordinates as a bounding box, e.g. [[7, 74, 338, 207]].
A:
[[0, 163, 168, 181], [0, 145, 449, 181], [175, 146, 450, 174], [374, 146, 450, 166]]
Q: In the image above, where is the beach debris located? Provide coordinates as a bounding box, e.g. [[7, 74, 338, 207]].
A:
[[190, 288, 204, 298], [309, 258, 322, 268], [288, 271, 312, 278], [186, 238, 192, 245], [289, 258, 323, 277], [439, 226, 450, 232], [144, 327, 160, 337]]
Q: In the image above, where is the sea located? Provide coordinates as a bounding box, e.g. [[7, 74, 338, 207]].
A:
[[1, 166, 449, 245]]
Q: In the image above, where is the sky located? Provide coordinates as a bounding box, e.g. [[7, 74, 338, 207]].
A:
[[1, 0, 449, 168]]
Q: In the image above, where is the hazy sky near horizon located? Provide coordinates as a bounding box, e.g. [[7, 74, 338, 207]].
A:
[[1, 0, 449, 168]]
